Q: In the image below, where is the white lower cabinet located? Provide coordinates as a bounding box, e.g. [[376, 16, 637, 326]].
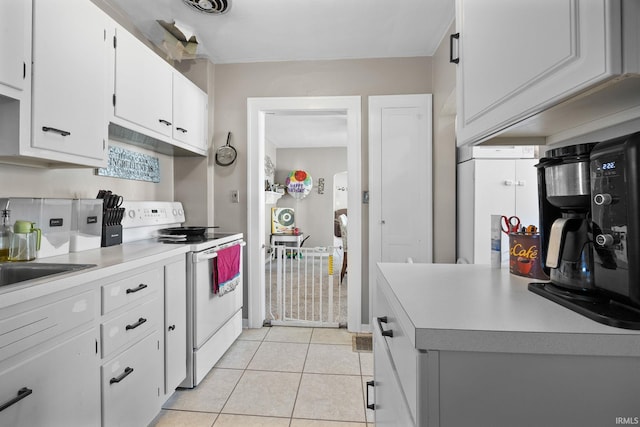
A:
[[0, 255, 188, 426], [101, 331, 162, 427], [0, 329, 100, 427], [373, 275, 432, 426], [163, 258, 187, 397], [99, 264, 165, 427], [372, 323, 416, 427]]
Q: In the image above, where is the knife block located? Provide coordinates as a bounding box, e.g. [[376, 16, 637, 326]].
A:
[[101, 224, 122, 247]]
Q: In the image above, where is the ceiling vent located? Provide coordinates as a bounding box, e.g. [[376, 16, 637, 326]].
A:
[[182, 0, 230, 14]]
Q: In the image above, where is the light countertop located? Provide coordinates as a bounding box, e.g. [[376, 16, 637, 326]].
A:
[[0, 240, 189, 308], [376, 263, 640, 356]]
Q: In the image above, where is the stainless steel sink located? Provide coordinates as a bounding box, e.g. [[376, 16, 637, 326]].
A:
[[0, 262, 96, 287]]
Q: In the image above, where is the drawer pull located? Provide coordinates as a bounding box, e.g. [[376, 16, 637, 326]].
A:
[[126, 283, 148, 294], [176, 127, 188, 133], [42, 126, 71, 137], [366, 380, 375, 410], [377, 316, 393, 337], [0, 387, 32, 412], [168, 324, 176, 331], [125, 317, 147, 331], [110, 367, 134, 384], [159, 119, 172, 126]]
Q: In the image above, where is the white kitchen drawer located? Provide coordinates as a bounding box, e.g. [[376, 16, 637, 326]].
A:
[[101, 331, 162, 427], [0, 290, 95, 362], [0, 329, 100, 427], [101, 268, 162, 314], [373, 321, 415, 427], [100, 294, 162, 358], [374, 278, 418, 421]]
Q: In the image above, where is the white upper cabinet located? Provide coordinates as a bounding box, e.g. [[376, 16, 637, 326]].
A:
[[455, 0, 640, 146], [172, 72, 208, 153], [0, 0, 31, 157], [113, 27, 173, 138], [112, 26, 207, 156], [0, 0, 30, 92], [30, 0, 109, 166]]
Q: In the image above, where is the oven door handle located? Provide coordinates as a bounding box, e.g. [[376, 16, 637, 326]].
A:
[[195, 251, 218, 262]]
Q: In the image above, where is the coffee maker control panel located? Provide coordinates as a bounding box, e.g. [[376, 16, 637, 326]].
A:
[[590, 136, 640, 304]]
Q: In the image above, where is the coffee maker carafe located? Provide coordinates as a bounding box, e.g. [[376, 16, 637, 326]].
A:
[[535, 143, 596, 292]]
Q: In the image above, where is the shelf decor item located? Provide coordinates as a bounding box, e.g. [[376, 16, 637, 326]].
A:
[[271, 208, 295, 234], [286, 170, 312, 200]]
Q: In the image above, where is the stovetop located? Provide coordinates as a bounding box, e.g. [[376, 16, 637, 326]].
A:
[[121, 201, 243, 251]]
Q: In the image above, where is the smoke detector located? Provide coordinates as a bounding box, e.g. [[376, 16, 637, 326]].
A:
[[182, 0, 230, 14]]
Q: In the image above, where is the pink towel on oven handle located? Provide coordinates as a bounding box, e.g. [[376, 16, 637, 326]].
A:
[[212, 244, 241, 294]]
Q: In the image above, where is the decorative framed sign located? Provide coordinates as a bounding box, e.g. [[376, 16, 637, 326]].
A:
[[97, 146, 160, 183]]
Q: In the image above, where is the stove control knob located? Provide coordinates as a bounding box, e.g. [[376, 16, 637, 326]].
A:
[[178, 209, 184, 216], [594, 193, 613, 206], [172, 208, 178, 216], [128, 209, 136, 219], [596, 234, 615, 247]]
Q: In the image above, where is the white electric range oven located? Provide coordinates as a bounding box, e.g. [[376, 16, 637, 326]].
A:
[[121, 201, 244, 389]]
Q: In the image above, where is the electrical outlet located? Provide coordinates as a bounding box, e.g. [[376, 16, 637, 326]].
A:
[[231, 190, 239, 203]]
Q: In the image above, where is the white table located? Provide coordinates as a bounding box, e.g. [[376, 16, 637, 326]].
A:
[[270, 232, 305, 248]]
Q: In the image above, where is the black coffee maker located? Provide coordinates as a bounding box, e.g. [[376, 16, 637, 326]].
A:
[[535, 143, 596, 291], [529, 133, 640, 329]]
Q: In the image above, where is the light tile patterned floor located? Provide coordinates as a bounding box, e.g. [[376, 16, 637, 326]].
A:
[[151, 326, 374, 427]]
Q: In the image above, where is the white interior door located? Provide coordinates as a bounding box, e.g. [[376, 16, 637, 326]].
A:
[[369, 94, 433, 274]]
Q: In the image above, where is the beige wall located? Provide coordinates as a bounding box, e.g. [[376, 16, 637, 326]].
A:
[[274, 147, 348, 248], [212, 57, 433, 324]]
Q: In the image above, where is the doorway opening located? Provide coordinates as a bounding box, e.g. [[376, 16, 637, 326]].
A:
[[264, 136, 348, 326], [247, 96, 362, 332]]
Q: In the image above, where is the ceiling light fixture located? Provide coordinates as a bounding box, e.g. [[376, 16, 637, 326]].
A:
[[182, 0, 230, 15]]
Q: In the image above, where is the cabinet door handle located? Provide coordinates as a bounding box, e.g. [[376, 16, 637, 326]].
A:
[[449, 33, 460, 64], [109, 367, 134, 384], [125, 317, 147, 330], [0, 387, 32, 412], [504, 179, 515, 186], [159, 119, 172, 126], [126, 283, 148, 294], [42, 126, 71, 137], [168, 324, 176, 331], [176, 127, 188, 133], [366, 380, 375, 410], [377, 316, 393, 337]]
